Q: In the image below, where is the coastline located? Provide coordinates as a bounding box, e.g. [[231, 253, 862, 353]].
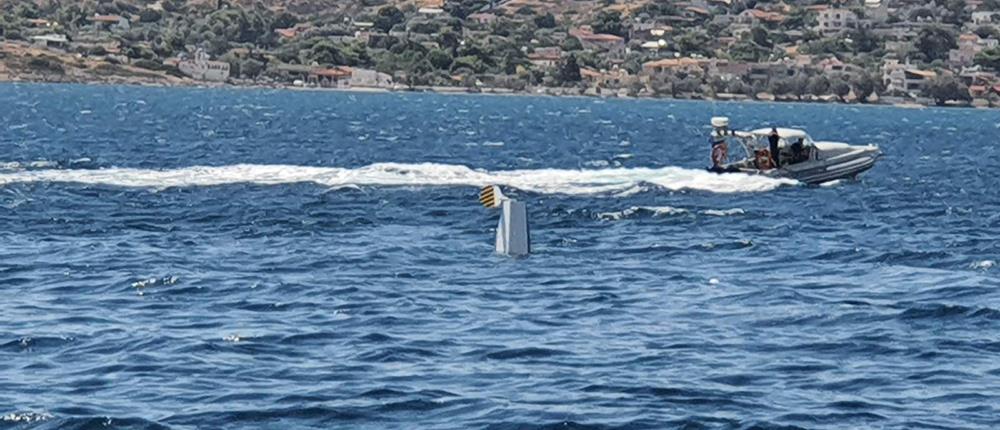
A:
[[0, 42, 981, 108], [9, 76, 979, 111]]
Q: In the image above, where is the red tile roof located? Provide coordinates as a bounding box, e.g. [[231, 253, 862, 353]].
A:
[[88, 14, 123, 23], [275, 28, 297, 38], [311, 67, 352, 78], [578, 33, 624, 42]]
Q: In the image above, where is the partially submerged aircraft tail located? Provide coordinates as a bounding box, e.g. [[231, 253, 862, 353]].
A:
[[478, 185, 529, 257]]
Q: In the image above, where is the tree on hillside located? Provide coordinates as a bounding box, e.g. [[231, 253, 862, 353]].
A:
[[139, 8, 163, 23], [444, 0, 492, 19], [973, 25, 999, 39], [783, 8, 817, 29], [751, 27, 773, 48], [561, 36, 583, 52], [557, 55, 582, 84], [924, 75, 972, 106], [941, 0, 970, 25], [808, 75, 830, 95], [591, 10, 625, 37], [847, 28, 881, 53], [375, 6, 405, 33], [426, 48, 453, 70], [851, 72, 879, 100], [273, 12, 298, 30], [831, 79, 851, 101], [975, 48, 1000, 71], [915, 26, 957, 63], [534, 12, 556, 29], [437, 30, 462, 54], [728, 40, 763, 61], [305, 39, 346, 65], [675, 30, 711, 56], [924, 75, 971, 105]]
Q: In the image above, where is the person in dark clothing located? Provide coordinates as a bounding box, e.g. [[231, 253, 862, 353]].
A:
[[790, 138, 806, 163], [768, 128, 781, 168]]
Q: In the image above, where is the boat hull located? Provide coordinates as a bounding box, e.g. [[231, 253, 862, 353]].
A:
[[729, 144, 881, 185], [778, 147, 881, 184]]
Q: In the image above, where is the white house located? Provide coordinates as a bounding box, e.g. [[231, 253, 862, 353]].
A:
[[349, 68, 394, 88], [972, 11, 997, 25], [31, 34, 68, 49], [882, 59, 935, 95], [815, 9, 859, 35], [178, 50, 230, 82]]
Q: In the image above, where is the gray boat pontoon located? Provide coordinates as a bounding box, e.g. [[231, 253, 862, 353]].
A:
[[710, 117, 882, 184]]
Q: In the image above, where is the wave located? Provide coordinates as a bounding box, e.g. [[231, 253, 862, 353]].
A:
[[898, 303, 1000, 321], [2, 411, 53, 424], [484, 346, 571, 360], [0, 162, 795, 195], [598, 206, 689, 220], [598, 206, 747, 220], [701, 208, 746, 217]]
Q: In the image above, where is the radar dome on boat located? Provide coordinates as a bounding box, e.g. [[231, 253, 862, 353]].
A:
[[711, 117, 730, 128]]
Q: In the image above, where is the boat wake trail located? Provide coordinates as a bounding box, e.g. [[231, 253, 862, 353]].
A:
[[0, 162, 796, 194]]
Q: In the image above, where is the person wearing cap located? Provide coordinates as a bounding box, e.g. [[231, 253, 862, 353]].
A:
[[768, 127, 781, 168], [709, 132, 739, 173]]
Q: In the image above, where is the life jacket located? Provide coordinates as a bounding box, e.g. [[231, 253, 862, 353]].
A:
[[755, 149, 774, 170], [711, 143, 728, 166]]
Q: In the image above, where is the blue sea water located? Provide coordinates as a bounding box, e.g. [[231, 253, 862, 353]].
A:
[[0, 83, 998, 430]]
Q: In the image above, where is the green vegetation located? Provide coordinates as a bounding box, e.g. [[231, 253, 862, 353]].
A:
[[0, 0, 995, 105]]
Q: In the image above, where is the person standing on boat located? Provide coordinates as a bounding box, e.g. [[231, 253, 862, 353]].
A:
[[709, 133, 737, 173], [768, 128, 781, 168], [708, 117, 740, 173]]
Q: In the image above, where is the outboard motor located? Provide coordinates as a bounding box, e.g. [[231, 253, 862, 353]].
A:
[[710, 116, 730, 138]]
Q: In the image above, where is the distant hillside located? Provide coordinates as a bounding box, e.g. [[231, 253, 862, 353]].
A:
[[1, 0, 996, 106]]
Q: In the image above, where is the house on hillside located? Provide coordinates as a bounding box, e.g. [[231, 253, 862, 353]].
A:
[[949, 33, 999, 66], [817, 57, 861, 75], [706, 59, 751, 81], [747, 62, 794, 85], [882, 59, 935, 95], [972, 11, 997, 25], [350, 68, 393, 88], [178, 50, 230, 82], [736, 9, 786, 26], [31, 34, 68, 50], [571, 28, 626, 58], [468, 13, 498, 25], [25, 19, 56, 30], [528, 47, 562, 68], [814, 9, 859, 35], [310, 67, 353, 87], [580, 67, 639, 89], [87, 14, 129, 32], [642, 58, 708, 76]]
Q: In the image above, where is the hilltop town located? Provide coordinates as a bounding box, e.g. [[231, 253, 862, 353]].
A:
[[2, 0, 1000, 106]]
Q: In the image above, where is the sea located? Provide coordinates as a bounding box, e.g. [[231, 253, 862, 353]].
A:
[[0, 84, 997, 430]]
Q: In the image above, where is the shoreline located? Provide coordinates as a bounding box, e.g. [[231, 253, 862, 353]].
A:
[[2, 75, 992, 110]]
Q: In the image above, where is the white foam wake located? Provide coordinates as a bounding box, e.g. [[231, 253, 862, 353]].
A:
[[0, 162, 795, 195]]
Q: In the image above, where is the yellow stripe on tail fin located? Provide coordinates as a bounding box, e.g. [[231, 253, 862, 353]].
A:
[[479, 185, 502, 208]]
